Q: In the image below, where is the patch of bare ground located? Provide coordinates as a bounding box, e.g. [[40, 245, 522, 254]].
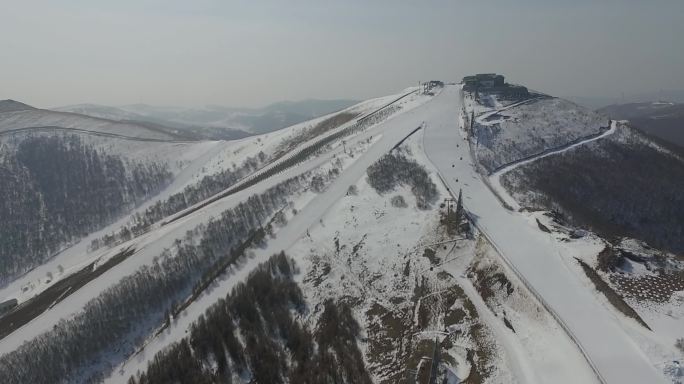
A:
[[303, 255, 331, 287], [462, 322, 496, 384], [575, 258, 651, 330], [471, 266, 514, 303], [365, 275, 490, 384], [422, 247, 440, 265], [469, 237, 515, 305], [365, 302, 410, 373]]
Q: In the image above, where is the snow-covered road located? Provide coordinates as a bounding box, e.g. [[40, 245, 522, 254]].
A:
[[489, 120, 618, 210], [423, 85, 665, 383]]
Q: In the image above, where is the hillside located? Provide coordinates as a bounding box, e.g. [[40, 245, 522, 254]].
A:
[[0, 135, 173, 283], [470, 86, 683, 383], [0, 100, 35, 113], [0, 83, 681, 384], [468, 96, 609, 173], [0, 101, 195, 141], [500, 123, 684, 254]]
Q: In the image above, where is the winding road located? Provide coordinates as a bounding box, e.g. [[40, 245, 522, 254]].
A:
[[488, 120, 618, 210]]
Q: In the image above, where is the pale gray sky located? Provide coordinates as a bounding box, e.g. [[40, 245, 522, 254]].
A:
[[1, 0, 683, 108]]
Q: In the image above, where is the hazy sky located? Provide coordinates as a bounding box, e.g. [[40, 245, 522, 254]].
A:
[[1, 0, 683, 108]]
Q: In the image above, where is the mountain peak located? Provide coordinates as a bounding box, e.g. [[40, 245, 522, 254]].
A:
[[0, 99, 35, 113]]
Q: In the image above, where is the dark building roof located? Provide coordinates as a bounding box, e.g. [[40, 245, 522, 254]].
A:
[[462, 73, 529, 99]]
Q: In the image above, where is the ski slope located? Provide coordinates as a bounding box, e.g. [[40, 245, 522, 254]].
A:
[[423, 85, 665, 384]]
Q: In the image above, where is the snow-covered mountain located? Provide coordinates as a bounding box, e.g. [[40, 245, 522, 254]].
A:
[[0, 99, 195, 141], [0, 100, 35, 113], [54, 99, 359, 140], [0, 82, 682, 384]]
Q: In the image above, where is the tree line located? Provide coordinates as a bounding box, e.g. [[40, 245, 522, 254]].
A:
[[130, 253, 372, 384]]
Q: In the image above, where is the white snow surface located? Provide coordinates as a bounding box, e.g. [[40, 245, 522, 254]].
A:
[[108, 88, 632, 383]]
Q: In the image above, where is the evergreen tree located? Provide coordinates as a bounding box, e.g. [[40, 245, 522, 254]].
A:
[[455, 188, 464, 232]]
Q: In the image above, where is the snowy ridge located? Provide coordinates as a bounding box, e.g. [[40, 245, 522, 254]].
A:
[[0, 108, 185, 140]]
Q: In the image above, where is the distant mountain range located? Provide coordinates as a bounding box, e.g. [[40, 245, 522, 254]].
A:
[[598, 101, 684, 148], [567, 89, 684, 110], [0, 99, 191, 141], [53, 99, 358, 140]]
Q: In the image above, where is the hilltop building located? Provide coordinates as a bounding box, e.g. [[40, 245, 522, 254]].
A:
[[462, 73, 529, 100], [421, 80, 444, 95]]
